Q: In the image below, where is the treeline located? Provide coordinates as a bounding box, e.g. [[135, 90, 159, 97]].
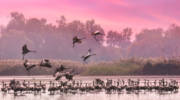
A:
[[0, 12, 180, 61], [0, 59, 180, 76]]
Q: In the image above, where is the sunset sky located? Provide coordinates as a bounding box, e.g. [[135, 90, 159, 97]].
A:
[[0, 0, 179, 32]]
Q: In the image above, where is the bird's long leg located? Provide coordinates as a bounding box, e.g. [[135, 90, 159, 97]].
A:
[[82, 61, 85, 65], [94, 38, 102, 45], [22, 54, 25, 60], [94, 36, 101, 45], [94, 36, 98, 41], [80, 37, 86, 40], [83, 60, 88, 64], [83, 61, 88, 65], [27, 70, 30, 76], [39, 65, 42, 70], [73, 42, 76, 48], [92, 54, 96, 56], [53, 72, 56, 77], [85, 61, 88, 64], [29, 50, 36, 53]]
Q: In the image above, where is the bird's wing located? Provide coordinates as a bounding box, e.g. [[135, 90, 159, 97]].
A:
[[94, 31, 100, 34], [26, 65, 36, 71], [73, 36, 78, 40]]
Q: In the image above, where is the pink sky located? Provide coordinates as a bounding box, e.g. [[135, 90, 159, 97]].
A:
[[0, 0, 179, 32]]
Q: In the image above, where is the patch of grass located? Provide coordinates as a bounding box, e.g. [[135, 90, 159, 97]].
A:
[[82, 60, 142, 76], [1, 58, 180, 76]]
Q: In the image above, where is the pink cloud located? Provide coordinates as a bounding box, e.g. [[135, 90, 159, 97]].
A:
[[0, 0, 179, 32]]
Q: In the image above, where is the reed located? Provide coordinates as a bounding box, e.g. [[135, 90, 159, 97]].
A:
[[0, 58, 180, 76]]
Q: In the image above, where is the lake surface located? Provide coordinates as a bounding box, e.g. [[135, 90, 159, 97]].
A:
[[0, 76, 179, 100]]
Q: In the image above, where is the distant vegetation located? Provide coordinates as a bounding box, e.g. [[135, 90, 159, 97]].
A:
[[0, 58, 180, 76], [82, 58, 180, 75], [0, 12, 180, 61]]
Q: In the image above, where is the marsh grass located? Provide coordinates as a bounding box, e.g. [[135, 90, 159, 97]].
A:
[[0, 58, 180, 76], [82, 60, 142, 75]]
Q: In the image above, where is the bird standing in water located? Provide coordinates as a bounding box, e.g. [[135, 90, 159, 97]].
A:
[[72, 36, 85, 47], [22, 44, 36, 60]]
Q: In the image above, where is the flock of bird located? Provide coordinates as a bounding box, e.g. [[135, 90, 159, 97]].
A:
[[21, 31, 104, 80], [1, 78, 179, 96], [72, 31, 103, 62]]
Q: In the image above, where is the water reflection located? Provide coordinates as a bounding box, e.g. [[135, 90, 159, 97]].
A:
[[1, 92, 179, 100]]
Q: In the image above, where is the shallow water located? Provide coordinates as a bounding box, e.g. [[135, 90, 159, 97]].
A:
[[0, 76, 180, 100]]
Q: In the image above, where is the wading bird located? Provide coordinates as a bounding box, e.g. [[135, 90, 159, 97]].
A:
[[91, 31, 104, 41], [64, 73, 74, 81], [55, 73, 64, 80], [22, 44, 36, 59], [39, 59, 52, 68], [53, 65, 70, 77], [72, 36, 85, 47], [81, 48, 96, 63], [23, 60, 36, 72]]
